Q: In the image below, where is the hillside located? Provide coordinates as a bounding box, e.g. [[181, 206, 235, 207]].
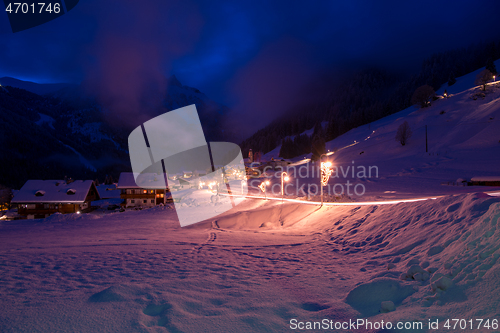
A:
[[318, 60, 500, 200], [250, 60, 500, 202], [241, 41, 500, 158], [0, 76, 232, 189]]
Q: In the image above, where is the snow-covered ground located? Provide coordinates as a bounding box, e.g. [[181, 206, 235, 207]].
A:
[[0, 192, 500, 332], [1, 65, 500, 332]]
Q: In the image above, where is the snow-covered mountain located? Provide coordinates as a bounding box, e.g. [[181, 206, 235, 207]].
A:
[[0, 76, 232, 189], [0, 77, 77, 96]]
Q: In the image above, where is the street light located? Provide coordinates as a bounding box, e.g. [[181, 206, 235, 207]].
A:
[[494, 75, 496, 82], [281, 172, 289, 203], [258, 180, 270, 199], [319, 152, 334, 206]]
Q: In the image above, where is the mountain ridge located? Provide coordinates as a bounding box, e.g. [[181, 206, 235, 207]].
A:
[[0, 76, 233, 189]]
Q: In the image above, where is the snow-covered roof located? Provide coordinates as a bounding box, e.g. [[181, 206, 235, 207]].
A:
[[117, 172, 166, 189], [12, 180, 97, 204], [471, 176, 500, 182]]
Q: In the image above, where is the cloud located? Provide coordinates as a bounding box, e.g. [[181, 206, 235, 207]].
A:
[[224, 37, 319, 139], [82, 0, 203, 129]]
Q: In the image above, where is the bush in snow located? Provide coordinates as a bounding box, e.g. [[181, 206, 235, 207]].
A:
[[475, 69, 493, 91], [411, 85, 435, 108], [395, 121, 412, 146]]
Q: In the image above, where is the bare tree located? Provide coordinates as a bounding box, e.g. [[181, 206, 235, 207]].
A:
[[411, 85, 435, 108], [395, 121, 412, 146], [475, 69, 493, 91]]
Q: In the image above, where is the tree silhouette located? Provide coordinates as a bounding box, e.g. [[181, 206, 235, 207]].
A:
[[395, 121, 412, 146], [475, 69, 493, 91], [486, 58, 497, 76], [411, 85, 435, 108]]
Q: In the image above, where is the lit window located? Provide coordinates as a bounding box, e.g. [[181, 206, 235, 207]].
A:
[[143, 190, 147, 194]]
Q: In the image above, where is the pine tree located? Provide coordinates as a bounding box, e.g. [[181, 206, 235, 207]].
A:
[[311, 134, 326, 161], [486, 58, 497, 76], [448, 71, 456, 86], [312, 122, 323, 139], [279, 138, 288, 158]]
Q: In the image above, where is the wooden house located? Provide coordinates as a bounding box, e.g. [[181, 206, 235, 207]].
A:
[[470, 176, 500, 187], [117, 173, 172, 208], [12, 180, 100, 219]]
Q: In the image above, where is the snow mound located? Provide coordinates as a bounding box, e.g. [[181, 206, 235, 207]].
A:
[[88, 284, 146, 303]]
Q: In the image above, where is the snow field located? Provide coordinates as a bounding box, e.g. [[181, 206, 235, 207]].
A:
[[0, 191, 499, 332]]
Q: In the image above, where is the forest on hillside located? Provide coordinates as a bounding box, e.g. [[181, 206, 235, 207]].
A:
[[240, 40, 500, 160]]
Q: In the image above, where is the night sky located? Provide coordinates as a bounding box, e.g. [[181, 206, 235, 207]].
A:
[[2, 0, 500, 135]]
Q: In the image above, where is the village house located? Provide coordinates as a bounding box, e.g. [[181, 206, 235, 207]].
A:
[[12, 180, 100, 219], [117, 173, 172, 208], [470, 176, 500, 187]]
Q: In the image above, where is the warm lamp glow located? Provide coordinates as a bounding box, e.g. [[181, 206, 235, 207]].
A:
[[284, 176, 289, 182], [320, 161, 333, 186]]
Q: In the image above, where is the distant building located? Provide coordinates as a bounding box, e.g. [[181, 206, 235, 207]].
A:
[[470, 176, 500, 187], [12, 180, 100, 219], [117, 173, 172, 208]]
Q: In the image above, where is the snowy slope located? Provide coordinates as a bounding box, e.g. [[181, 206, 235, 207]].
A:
[[256, 60, 500, 202], [256, 61, 500, 203]]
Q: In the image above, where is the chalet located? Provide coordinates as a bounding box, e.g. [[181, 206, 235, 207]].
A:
[[470, 176, 500, 187], [117, 173, 172, 208], [12, 180, 100, 219]]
